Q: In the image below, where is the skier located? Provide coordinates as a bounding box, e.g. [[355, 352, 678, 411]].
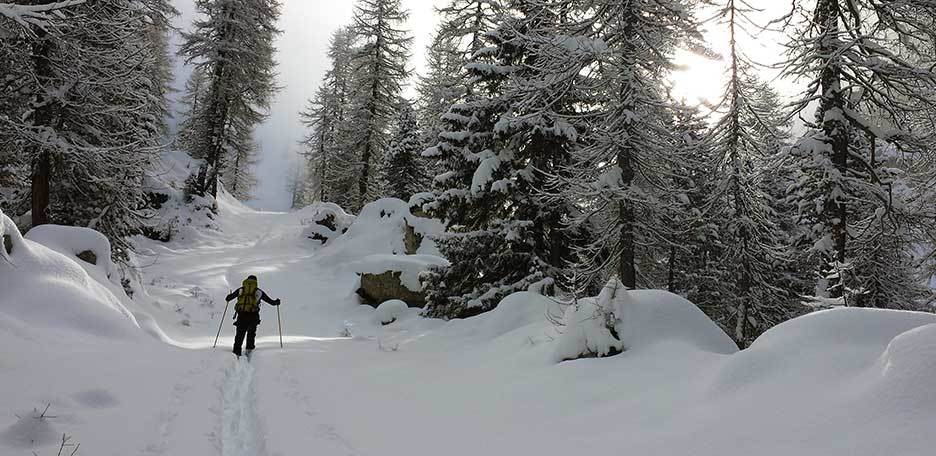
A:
[[225, 275, 281, 357]]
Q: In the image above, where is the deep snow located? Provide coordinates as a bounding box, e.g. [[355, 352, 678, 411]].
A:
[[2, 184, 936, 455]]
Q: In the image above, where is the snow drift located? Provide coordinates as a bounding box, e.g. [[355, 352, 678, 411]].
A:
[[555, 279, 738, 361], [0, 210, 140, 338]]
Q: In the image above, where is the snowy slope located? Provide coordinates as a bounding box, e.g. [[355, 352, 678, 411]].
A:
[[2, 193, 936, 455]]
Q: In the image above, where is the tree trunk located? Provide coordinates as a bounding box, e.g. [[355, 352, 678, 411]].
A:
[[28, 2, 59, 228], [816, 0, 849, 299], [616, 5, 637, 290]]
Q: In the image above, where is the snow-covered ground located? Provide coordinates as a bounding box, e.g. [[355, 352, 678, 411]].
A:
[[2, 182, 936, 455]]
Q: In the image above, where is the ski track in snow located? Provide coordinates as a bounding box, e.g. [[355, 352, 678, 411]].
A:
[[222, 358, 266, 456]]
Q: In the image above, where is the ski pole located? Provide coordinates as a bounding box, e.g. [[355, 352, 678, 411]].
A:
[[214, 297, 231, 349], [277, 304, 284, 349]]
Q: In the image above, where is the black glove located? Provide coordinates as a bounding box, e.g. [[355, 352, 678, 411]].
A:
[[273, 299, 281, 306], [233, 311, 238, 321]]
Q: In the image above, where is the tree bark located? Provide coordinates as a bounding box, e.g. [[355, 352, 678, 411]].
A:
[[28, 1, 60, 228], [816, 0, 849, 299]]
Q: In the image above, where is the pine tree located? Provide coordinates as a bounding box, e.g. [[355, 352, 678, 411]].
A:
[[415, 32, 465, 154], [299, 27, 360, 209], [682, 0, 804, 346], [378, 101, 426, 201], [177, 67, 211, 159], [556, 0, 703, 290], [416, 0, 500, 150], [423, 0, 590, 318], [345, 0, 412, 210], [1, 0, 176, 260], [179, 0, 280, 200], [781, 0, 936, 307]]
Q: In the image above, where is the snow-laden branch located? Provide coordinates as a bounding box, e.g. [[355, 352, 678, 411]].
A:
[[0, 0, 85, 30]]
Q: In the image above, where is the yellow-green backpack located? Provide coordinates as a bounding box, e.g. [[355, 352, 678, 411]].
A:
[[236, 277, 259, 312]]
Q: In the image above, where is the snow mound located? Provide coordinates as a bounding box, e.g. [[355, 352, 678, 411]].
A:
[[555, 280, 738, 362], [320, 198, 444, 262], [375, 300, 409, 325], [0, 211, 139, 339], [296, 202, 355, 244], [710, 307, 936, 395], [25, 224, 119, 280], [873, 323, 936, 405], [477, 291, 553, 340]]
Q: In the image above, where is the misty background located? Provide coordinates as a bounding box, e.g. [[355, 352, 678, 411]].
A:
[[167, 0, 439, 211]]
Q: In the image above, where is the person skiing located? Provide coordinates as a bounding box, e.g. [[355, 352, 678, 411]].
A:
[[225, 275, 281, 357]]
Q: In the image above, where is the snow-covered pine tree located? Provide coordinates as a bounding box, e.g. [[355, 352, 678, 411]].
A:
[[221, 115, 259, 200], [657, 99, 718, 297], [378, 101, 426, 201], [415, 32, 465, 156], [177, 67, 211, 159], [423, 0, 591, 318], [299, 27, 360, 209], [416, 0, 500, 151], [345, 0, 412, 210], [690, 0, 804, 346], [1, 0, 176, 260], [781, 0, 936, 307], [558, 0, 703, 290], [179, 0, 280, 200]]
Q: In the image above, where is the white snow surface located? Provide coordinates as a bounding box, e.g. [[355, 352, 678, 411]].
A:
[[3, 188, 936, 455], [374, 299, 411, 325]]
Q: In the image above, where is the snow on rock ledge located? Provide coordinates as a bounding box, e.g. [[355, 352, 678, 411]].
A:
[[555, 279, 738, 362], [375, 299, 410, 325], [297, 202, 355, 245], [25, 224, 119, 280], [0, 211, 139, 338]]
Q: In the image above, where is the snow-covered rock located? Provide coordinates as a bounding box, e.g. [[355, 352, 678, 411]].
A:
[[25, 224, 119, 280], [297, 202, 355, 244], [375, 299, 409, 325], [323, 198, 444, 261], [0, 210, 140, 338]]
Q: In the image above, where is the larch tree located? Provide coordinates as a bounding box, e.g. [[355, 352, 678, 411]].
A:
[[694, 0, 804, 346], [179, 0, 280, 201], [781, 0, 936, 308], [0, 0, 176, 260], [558, 0, 703, 290], [346, 0, 412, 210], [299, 27, 360, 209]]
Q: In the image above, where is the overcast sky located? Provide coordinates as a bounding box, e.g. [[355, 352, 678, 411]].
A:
[[168, 0, 792, 212], [168, 0, 440, 211]]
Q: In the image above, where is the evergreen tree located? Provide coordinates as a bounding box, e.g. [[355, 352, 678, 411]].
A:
[[299, 27, 360, 209], [557, 0, 703, 290], [345, 0, 412, 210], [179, 0, 280, 200], [424, 0, 589, 318], [781, 0, 936, 307], [378, 102, 426, 201], [1, 0, 176, 260], [415, 32, 464, 154], [177, 67, 211, 159]]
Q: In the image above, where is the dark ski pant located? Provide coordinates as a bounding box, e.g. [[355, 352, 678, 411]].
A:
[[233, 311, 261, 355]]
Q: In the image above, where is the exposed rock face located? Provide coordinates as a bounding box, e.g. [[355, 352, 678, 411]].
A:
[[2, 234, 11, 255], [356, 271, 426, 308], [77, 250, 97, 265], [403, 219, 423, 255]]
